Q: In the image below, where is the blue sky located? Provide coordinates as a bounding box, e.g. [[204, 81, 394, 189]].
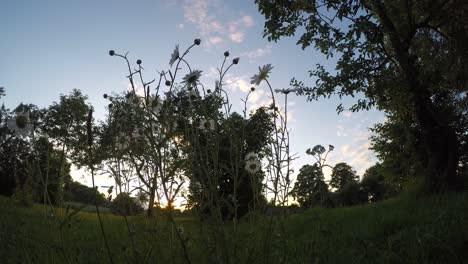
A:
[[1, 0, 384, 189]]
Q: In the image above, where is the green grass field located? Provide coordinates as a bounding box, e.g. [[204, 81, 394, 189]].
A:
[[1, 192, 467, 263]]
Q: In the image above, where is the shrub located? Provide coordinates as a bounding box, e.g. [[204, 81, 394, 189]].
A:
[[110, 193, 143, 216]]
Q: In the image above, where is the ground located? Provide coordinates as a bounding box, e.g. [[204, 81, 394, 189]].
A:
[[0, 192, 467, 263]]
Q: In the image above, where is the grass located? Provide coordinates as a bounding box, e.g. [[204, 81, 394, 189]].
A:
[[1, 192, 467, 263]]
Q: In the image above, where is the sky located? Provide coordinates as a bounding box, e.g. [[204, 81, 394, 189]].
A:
[[1, 0, 385, 195]]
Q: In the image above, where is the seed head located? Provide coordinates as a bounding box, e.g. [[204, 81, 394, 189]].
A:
[[232, 57, 240, 64]]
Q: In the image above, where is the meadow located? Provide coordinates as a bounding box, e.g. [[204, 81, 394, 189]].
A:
[[1, 191, 467, 264]]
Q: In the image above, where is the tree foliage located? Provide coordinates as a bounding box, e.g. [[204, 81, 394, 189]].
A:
[[291, 164, 329, 207], [330, 162, 358, 191], [256, 0, 468, 192]]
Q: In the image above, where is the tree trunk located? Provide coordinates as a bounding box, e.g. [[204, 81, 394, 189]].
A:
[[415, 100, 460, 192], [373, 1, 461, 192], [147, 188, 155, 217]]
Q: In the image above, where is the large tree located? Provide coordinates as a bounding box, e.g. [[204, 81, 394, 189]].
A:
[[330, 162, 359, 191], [256, 0, 468, 192], [291, 164, 329, 207]]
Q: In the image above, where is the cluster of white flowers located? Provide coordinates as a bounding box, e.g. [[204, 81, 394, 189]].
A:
[[245, 152, 261, 174]]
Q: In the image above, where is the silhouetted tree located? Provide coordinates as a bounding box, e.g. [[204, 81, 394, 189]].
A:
[[361, 163, 389, 202], [256, 0, 468, 192], [330, 162, 358, 191], [291, 164, 329, 207]]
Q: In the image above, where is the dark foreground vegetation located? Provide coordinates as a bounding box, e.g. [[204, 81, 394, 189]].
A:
[[1, 192, 467, 263]]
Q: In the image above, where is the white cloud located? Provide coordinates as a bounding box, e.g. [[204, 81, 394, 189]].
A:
[[241, 45, 272, 62], [336, 125, 348, 137], [342, 111, 353, 118], [182, 0, 255, 45], [177, 23, 185, 29], [229, 32, 244, 43], [208, 36, 224, 44], [183, 0, 223, 37], [242, 15, 254, 27]]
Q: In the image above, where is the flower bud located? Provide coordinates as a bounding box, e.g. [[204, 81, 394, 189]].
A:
[[224, 51, 229, 57], [136, 59, 142, 65], [165, 80, 171, 86], [207, 89, 211, 94], [250, 87, 255, 92], [194, 38, 201, 45], [232, 57, 239, 64], [103, 93, 108, 99], [109, 50, 115, 56]]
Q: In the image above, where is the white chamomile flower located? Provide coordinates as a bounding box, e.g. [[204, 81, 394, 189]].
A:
[[245, 159, 262, 174], [274, 88, 298, 94], [245, 152, 258, 162], [250, 64, 273, 86], [169, 44, 180, 67], [7, 111, 32, 138], [182, 70, 202, 86], [198, 119, 215, 131]]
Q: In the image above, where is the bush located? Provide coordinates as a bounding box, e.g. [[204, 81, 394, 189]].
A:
[[63, 180, 107, 205], [110, 193, 143, 216]]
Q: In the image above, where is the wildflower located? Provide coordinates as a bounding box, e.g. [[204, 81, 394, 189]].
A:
[[250, 64, 273, 86], [198, 119, 215, 131], [182, 70, 202, 86], [169, 45, 180, 67], [329, 145, 335, 151], [245, 152, 258, 161], [274, 88, 298, 94], [245, 159, 262, 174], [7, 111, 32, 138], [232, 57, 240, 64]]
